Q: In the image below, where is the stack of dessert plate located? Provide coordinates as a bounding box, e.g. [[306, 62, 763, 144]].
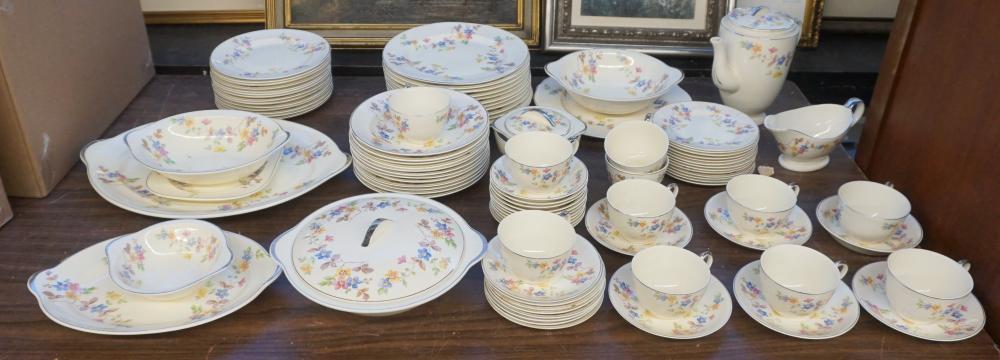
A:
[[349, 88, 490, 198], [650, 101, 759, 186], [382, 22, 531, 120], [210, 29, 333, 119], [488, 156, 589, 226], [482, 235, 606, 330]]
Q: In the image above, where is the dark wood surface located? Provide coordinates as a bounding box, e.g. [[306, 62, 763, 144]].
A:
[[857, 0, 1000, 341], [1, 75, 996, 359]]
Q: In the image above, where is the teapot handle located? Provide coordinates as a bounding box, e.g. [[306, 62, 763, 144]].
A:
[[844, 98, 865, 128]]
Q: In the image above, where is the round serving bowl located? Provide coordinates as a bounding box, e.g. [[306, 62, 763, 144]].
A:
[[545, 49, 683, 114]]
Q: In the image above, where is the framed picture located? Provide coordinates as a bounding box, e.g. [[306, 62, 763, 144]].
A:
[[735, 0, 826, 47], [544, 0, 733, 55], [266, 0, 541, 48]]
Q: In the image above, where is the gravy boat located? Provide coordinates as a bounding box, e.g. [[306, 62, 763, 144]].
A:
[[763, 98, 864, 172]]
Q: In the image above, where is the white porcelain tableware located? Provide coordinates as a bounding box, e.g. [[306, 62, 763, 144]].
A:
[[545, 49, 683, 114], [387, 87, 452, 142], [497, 210, 576, 282], [837, 181, 912, 243], [759, 245, 848, 317], [606, 156, 668, 184], [123, 110, 290, 185], [586, 198, 692, 256], [210, 29, 328, 80], [725, 174, 800, 235], [490, 156, 587, 200], [610, 263, 731, 339], [764, 98, 865, 172], [144, 158, 280, 202], [604, 121, 670, 172], [816, 195, 923, 255], [492, 106, 586, 154], [483, 234, 603, 302], [503, 132, 574, 191], [711, 6, 800, 124], [631, 246, 713, 319], [606, 179, 680, 242], [885, 249, 974, 324], [106, 220, 232, 299], [652, 101, 759, 153], [704, 192, 812, 250], [28, 231, 280, 335]]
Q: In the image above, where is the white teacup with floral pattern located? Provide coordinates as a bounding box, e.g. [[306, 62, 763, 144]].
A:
[[504, 132, 574, 191], [632, 246, 713, 319], [604, 121, 670, 173], [725, 174, 799, 235], [838, 181, 911, 242], [607, 179, 679, 242], [759, 244, 848, 317], [105, 219, 233, 300], [387, 87, 452, 143], [497, 210, 576, 282], [606, 155, 668, 184], [886, 248, 973, 323]]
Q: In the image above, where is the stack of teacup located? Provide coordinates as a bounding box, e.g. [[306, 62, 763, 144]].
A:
[[586, 179, 693, 255], [488, 132, 588, 225], [704, 174, 813, 250], [482, 211, 606, 330], [816, 181, 923, 255], [603, 121, 670, 184]]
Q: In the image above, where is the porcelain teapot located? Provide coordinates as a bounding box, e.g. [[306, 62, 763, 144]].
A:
[[763, 98, 865, 172], [711, 6, 800, 124]]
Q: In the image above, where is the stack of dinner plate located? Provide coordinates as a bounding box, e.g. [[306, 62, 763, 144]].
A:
[[210, 29, 333, 119], [349, 88, 490, 198], [382, 22, 532, 121], [650, 101, 759, 186]]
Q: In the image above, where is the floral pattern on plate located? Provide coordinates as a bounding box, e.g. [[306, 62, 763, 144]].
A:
[[703, 192, 811, 250], [734, 261, 859, 339], [210, 29, 329, 80], [852, 261, 984, 341], [565, 51, 671, 97], [816, 196, 922, 255], [489, 156, 588, 201], [653, 102, 758, 151], [585, 198, 692, 256], [28, 232, 280, 335], [352, 89, 488, 156], [482, 235, 601, 302], [383, 22, 527, 84], [608, 264, 731, 339]]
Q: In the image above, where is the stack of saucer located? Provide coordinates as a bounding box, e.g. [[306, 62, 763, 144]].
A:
[[349, 87, 490, 198], [382, 22, 531, 120], [483, 211, 605, 330], [488, 132, 588, 225], [210, 29, 333, 119], [650, 101, 759, 186]]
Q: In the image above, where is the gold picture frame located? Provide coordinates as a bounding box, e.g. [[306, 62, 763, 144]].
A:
[[266, 0, 541, 48]]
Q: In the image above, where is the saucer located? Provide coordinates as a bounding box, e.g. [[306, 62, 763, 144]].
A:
[[608, 263, 732, 339], [481, 234, 603, 302], [852, 261, 985, 342], [489, 156, 588, 200], [585, 198, 693, 256], [734, 260, 860, 340], [703, 192, 812, 250], [816, 196, 923, 255], [145, 158, 280, 202]]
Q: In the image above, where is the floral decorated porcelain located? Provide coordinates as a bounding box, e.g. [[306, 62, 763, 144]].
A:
[[483, 234, 603, 302], [503, 132, 574, 191], [885, 249, 975, 324], [145, 158, 280, 202], [712, 6, 800, 124], [545, 49, 683, 114], [606, 180, 680, 241], [496, 211, 576, 282], [609, 263, 732, 339], [764, 98, 865, 172], [816, 195, 923, 255], [604, 121, 670, 172], [585, 198, 692, 255], [652, 101, 759, 152], [82, 119, 351, 219], [387, 87, 452, 143], [632, 246, 714, 319], [123, 110, 290, 185], [28, 231, 280, 335], [490, 156, 587, 201], [534, 77, 692, 138], [837, 181, 912, 243], [606, 156, 668, 184], [492, 106, 586, 154], [725, 174, 800, 235], [106, 220, 232, 299], [735, 260, 859, 340], [853, 261, 985, 341], [704, 192, 812, 250], [383, 22, 529, 85], [759, 245, 849, 318], [210, 29, 329, 80]]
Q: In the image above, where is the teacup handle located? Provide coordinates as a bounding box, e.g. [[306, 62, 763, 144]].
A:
[[833, 260, 849, 279], [699, 250, 714, 268], [788, 182, 800, 196], [844, 97, 865, 128], [666, 183, 680, 197], [884, 181, 894, 188], [957, 259, 971, 271], [362, 218, 391, 247]]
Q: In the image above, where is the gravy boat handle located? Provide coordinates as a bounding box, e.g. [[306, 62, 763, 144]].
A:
[[844, 98, 865, 128]]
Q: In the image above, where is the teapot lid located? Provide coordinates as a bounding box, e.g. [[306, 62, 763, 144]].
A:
[[725, 6, 797, 31]]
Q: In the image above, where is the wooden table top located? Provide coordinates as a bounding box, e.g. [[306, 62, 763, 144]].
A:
[[1, 75, 996, 359]]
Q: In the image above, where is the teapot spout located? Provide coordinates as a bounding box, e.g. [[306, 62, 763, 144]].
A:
[[710, 37, 740, 93]]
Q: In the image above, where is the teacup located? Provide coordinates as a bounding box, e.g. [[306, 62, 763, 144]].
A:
[[837, 181, 911, 242], [632, 246, 713, 319], [725, 174, 799, 234], [759, 244, 848, 317], [497, 210, 576, 282], [606, 179, 679, 241], [606, 155, 668, 184], [504, 132, 574, 191], [604, 121, 670, 172], [387, 87, 451, 142], [885, 248, 973, 323]]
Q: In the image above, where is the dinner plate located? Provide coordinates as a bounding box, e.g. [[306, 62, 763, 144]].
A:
[[651, 101, 759, 152], [211, 29, 329, 81]]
